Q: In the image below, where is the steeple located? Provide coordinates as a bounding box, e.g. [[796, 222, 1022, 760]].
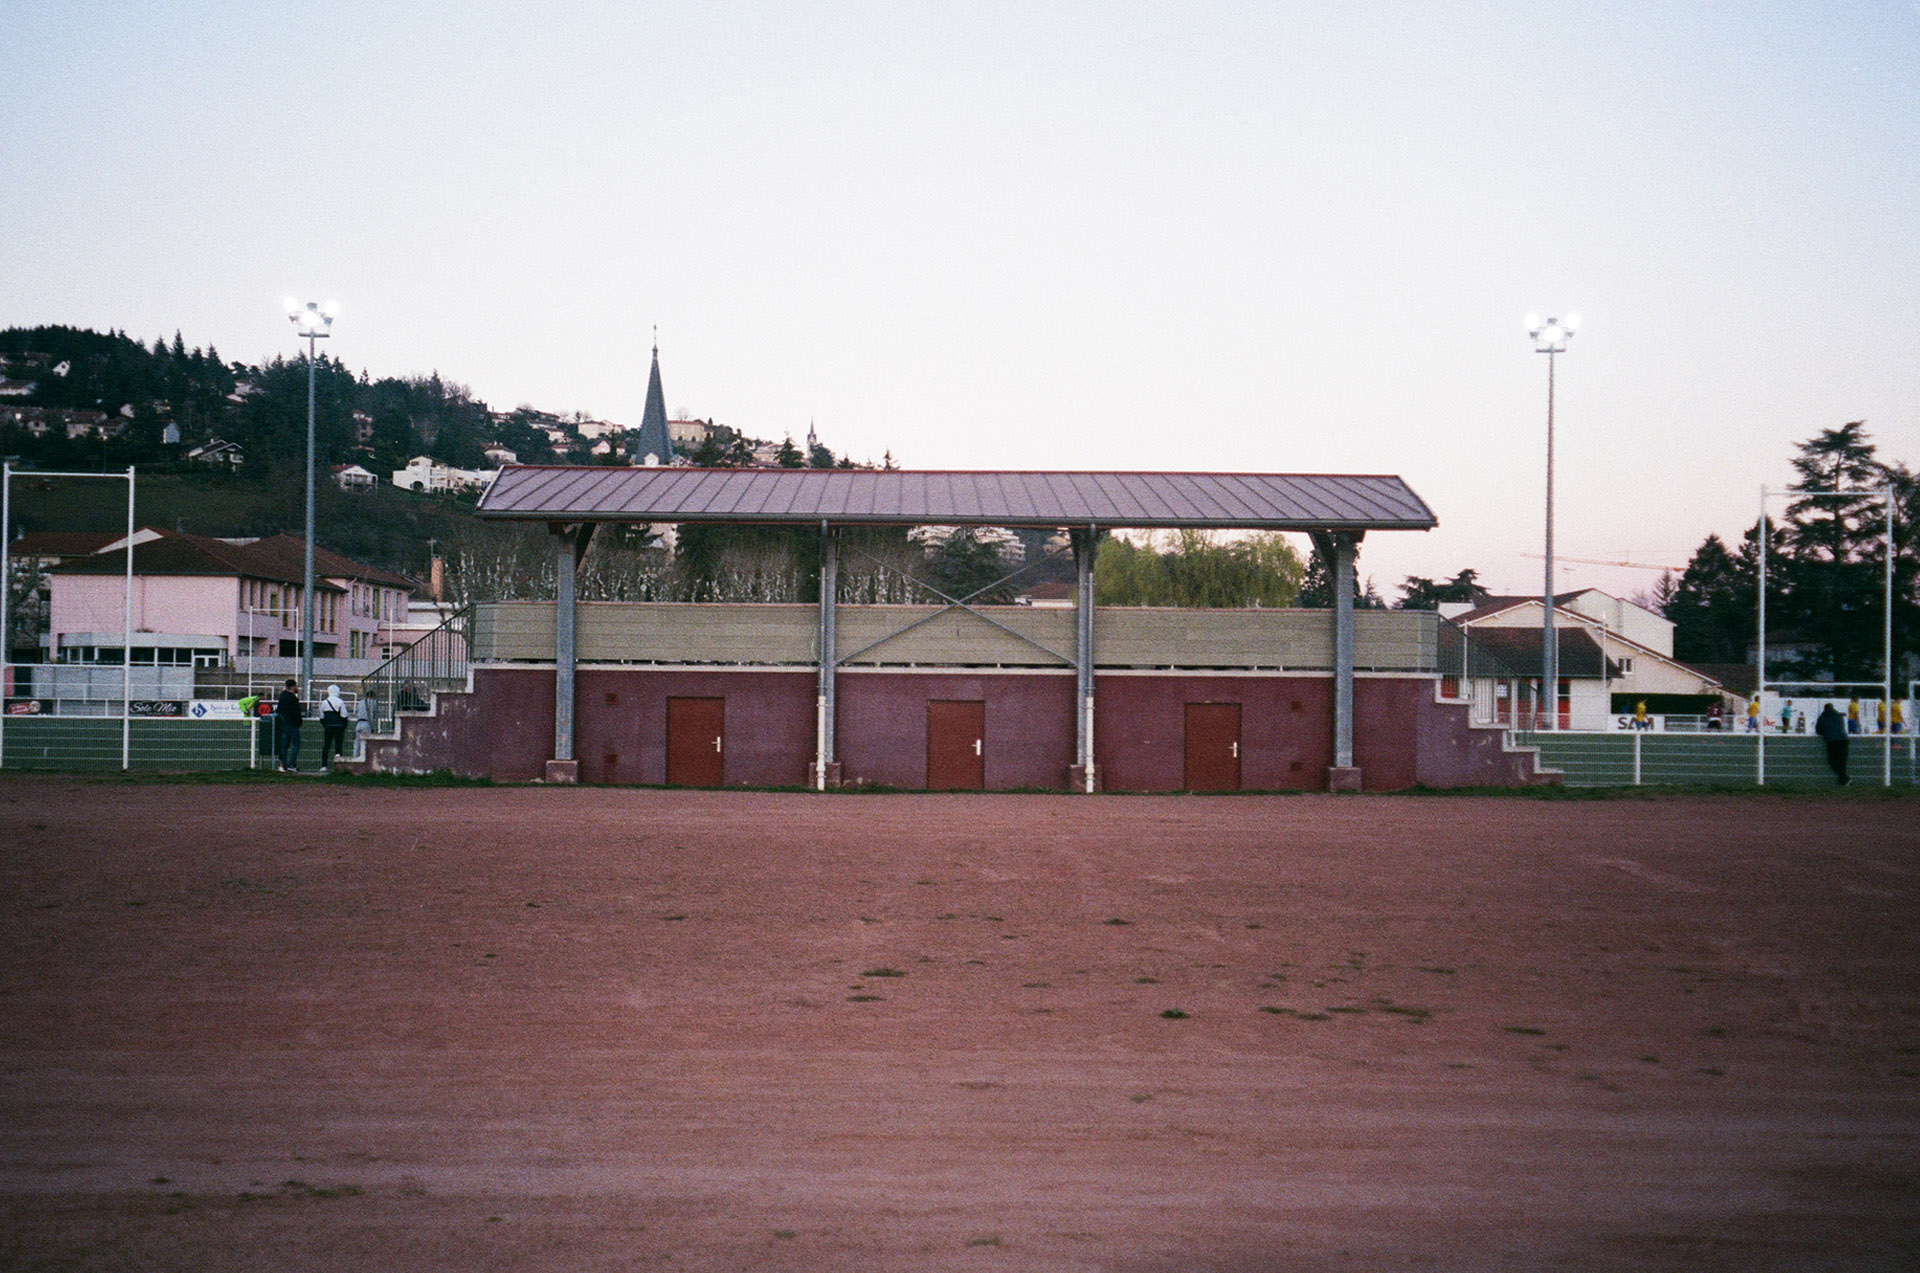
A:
[[632, 332, 674, 467]]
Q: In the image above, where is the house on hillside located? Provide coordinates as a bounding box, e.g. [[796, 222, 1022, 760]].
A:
[[392, 455, 497, 495], [331, 463, 377, 492], [1440, 589, 1729, 729], [186, 438, 244, 467]]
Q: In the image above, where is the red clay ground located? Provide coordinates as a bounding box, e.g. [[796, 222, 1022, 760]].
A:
[[1, 776, 1917, 1271]]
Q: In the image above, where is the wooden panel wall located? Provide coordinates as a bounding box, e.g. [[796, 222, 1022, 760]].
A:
[[471, 602, 1439, 672]]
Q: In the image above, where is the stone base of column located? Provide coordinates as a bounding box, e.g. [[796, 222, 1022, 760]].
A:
[[544, 759, 580, 785], [1325, 765, 1363, 793], [1067, 764, 1099, 793], [807, 761, 843, 789]]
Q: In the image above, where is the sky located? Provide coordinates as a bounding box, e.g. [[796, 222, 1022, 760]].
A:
[[4, 1, 1917, 600]]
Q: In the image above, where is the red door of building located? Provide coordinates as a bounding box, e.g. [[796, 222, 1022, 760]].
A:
[[666, 696, 725, 787], [926, 700, 985, 790], [1184, 702, 1242, 791]]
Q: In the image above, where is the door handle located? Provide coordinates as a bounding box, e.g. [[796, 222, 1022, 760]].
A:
[[1230, 741, 1239, 758], [713, 736, 722, 752], [973, 738, 982, 756]]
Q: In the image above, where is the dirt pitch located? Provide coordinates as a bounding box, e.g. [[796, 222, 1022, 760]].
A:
[[2, 777, 1918, 1272]]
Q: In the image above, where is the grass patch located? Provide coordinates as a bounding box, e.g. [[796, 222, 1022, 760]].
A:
[[1103, 917, 1132, 926], [860, 967, 906, 978], [1160, 1009, 1190, 1019], [847, 994, 883, 1002], [1503, 1025, 1548, 1036], [966, 1235, 1004, 1247]]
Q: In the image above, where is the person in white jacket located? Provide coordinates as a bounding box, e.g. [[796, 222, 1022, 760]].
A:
[[319, 684, 350, 769]]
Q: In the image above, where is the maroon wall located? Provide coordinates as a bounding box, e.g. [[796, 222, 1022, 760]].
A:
[[574, 668, 815, 787], [372, 667, 1539, 790], [835, 672, 1076, 790], [374, 667, 555, 781]]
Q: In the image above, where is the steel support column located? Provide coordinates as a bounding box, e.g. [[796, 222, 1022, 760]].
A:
[[1314, 530, 1362, 791], [1071, 526, 1098, 792], [548, 522, 593, 783], [813, 523, 840, 790]]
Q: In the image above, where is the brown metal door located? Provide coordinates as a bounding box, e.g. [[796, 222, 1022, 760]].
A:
[[926, 699, 985, 790], [666, 696, 725, 787], [1184, 702, 1241, 791]]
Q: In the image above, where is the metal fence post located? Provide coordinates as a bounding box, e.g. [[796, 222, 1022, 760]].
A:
[[1632, 728, 1642, 786]]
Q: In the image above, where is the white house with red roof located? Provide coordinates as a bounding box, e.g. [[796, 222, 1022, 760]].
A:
[[1440, 588, 1730, 730]]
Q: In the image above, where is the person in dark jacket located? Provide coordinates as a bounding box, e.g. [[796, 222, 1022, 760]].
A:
[[1814, 702, 1850, 786], [274, 678, 304, 773]]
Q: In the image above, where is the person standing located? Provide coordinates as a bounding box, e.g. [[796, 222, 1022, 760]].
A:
[[1780, 700, 1794, 734], [1847, 697, 1862, 735], [1894, 700, 1906, 736], [274, 678, 304, 773], [1747, 695, 1761, 732], [354, 691, 377, 759], [1815, 702, 1850, 786], [319, 684, 350, 769], [1876, 699, 1887, 734]]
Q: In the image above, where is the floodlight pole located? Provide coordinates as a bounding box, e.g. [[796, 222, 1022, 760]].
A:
[[287, 301, 335, 706], [1528, 315, 1576, 729]]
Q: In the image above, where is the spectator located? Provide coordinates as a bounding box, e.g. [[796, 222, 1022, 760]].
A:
[[319, 684, 350, 769], [274, 679, 303, 773], [1814, 702, 1850, 786]]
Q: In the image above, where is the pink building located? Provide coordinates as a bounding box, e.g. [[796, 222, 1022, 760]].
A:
[[46, 530, 416, 668]]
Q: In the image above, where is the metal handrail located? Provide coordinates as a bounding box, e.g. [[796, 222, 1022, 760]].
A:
[[358, 606, 471, 735]]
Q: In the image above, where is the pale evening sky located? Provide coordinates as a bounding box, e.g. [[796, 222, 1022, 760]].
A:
[[3, 1, 1916, 599]]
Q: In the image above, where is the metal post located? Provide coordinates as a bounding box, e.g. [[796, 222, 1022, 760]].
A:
[[302, 335, 317, 705], [1886, 487, 1895, 787], [0, 460, 9, 770], [553, 527, 577, 765], [1633, 727, 1642, 785], [815, 523, 837, 791], [1331, 532, 1357, 777], [122, 465, 135, 770], [1542, 346, 1558, 730], [1757, 486, 1767, 786], [1073, 527, 1098, 792]]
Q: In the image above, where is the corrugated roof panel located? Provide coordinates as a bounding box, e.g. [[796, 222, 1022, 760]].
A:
[[476, 466, 1437, 531]]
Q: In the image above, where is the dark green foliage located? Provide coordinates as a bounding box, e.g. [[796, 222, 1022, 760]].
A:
[[1397, 568, 1490, 611], [1096, 531, 1303, 607], [1664, 422, 1916, 680]]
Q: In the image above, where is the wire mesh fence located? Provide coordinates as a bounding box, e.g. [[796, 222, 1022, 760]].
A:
[[1516, 730, 1920, 788], [0, 716, 265, 772]]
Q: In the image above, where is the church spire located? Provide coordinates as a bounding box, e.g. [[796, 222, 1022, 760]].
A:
[[633, 333, 674, 467]]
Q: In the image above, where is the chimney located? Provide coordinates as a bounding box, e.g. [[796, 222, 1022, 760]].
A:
[[429, 555, 445, 602]]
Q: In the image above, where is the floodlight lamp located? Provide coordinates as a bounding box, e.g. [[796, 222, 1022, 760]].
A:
[[1562, 312, 1581, 332]]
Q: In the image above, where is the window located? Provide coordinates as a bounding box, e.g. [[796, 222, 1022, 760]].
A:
[[1618, 656, 1635, 675]]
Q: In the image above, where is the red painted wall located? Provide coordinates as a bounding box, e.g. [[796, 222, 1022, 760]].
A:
[[574, 668, 814, 787], [372, 667, 1535, 790], [834, 672, 1077, 790]]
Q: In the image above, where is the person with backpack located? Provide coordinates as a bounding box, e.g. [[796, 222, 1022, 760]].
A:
[[319, 684, 350, 769]]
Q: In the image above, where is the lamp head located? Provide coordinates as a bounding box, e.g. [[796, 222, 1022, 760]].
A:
[[1528, 312, 1575, 352], [286, 298, 336, 338]]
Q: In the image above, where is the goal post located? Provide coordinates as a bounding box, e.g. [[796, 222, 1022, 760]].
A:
[[1756, 483, 1895, 787]]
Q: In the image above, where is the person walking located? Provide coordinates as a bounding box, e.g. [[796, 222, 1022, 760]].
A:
[[354, 691, 377, 759], [1815, 701, 1851, 786], [319, 684, 350, 769], [274, 678, 304, 773]]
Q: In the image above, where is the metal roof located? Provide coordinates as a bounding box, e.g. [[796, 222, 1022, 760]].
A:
[[476, 467, 1437, 531]]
